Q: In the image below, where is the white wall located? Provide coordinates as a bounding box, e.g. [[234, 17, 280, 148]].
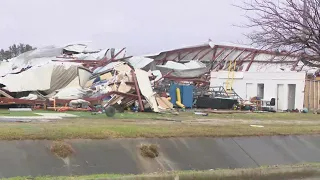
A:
[[242, 62, 295, 72], [210, 71, 306, 110]]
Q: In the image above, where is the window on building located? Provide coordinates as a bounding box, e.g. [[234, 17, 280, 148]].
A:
[[257, 84, 264, 99]]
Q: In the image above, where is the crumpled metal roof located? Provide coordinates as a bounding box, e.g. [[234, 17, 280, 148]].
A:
[[125, 56, 154, 69]]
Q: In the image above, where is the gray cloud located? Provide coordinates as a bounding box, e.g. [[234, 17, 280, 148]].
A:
[[0, 0, 249, 55]]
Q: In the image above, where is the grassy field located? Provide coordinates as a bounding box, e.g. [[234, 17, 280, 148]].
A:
[[68, 110, 320, 121], [0, 109, 319, 120], [0, 117, 319, 140], [0, 109, 319, 140], [6, 164, 320, 180], [208, 112, 320, 120], [0, 109, 168, 119]]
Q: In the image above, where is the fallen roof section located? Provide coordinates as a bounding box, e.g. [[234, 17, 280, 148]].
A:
[[156, 61, 208, 78]]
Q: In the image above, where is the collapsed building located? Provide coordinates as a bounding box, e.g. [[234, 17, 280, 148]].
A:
[[0, 41, 319, 112], [0, 43, 166, 113], [148, 42, 320, 111]]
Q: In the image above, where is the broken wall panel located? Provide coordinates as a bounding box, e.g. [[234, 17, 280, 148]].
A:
[[0, 64, 55, 92], [135, 69, 159, 112]]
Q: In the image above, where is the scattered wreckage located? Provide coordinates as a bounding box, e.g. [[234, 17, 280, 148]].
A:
[[0, 43, 200, 115], [3, 42, 316, 115]]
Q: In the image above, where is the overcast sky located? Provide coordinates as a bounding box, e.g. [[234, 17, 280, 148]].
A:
[[0, 0, 250, 55]]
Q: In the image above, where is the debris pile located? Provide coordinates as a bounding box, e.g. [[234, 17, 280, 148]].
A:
[[4, 41, 315, 114], [0, 43, 190, 114]]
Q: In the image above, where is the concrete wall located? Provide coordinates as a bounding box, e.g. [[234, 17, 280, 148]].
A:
[[1, 136, 320, 178], [210, 71, 306, 110]]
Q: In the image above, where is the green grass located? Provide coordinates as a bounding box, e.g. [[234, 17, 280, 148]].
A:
[[0, 109, 175, 119], [0, 109, 319, 140], [211, 112, 320, 120], [0, 109, 319, 121], [6, 163, 320, 180], [6, 174, 122, 180], [68, 111, 168, 119], [66, 111, 320, 121], [0, 117, 319, 140]]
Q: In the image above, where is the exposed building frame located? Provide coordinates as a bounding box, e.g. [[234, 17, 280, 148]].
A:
[[223, 50, 246, 70], [198, 49, 214, 60], [245, 52, 258, 71], [172, 52, 181, 61], [237, 51, 255, 66], [192, 48, 208, 60], [212, 48, 236, 70], [211, 48, 218, 61], [179, 50, 195, 61], [212, 47, 225, 62], [291, 60, 301, 71], [52, 48, 129, 72], [154, 44, 298, 59]]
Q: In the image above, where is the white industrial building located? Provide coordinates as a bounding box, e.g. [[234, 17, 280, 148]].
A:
[[149, 41, 319, 111], [210, 71, 306, 110]]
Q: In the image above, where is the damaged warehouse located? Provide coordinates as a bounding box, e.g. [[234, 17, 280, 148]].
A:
[[0, 43, 167, 113], [0, 41, 319, 114], [148, 42, 320, 112]]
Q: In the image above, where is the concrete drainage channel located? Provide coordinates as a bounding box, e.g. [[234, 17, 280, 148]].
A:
[[1, 135, 320, 178]]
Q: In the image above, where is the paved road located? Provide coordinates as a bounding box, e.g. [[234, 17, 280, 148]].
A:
[[0, 136, 320, 178]]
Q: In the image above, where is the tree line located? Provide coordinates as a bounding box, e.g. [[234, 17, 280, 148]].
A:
[[0, 44, 35, 61]]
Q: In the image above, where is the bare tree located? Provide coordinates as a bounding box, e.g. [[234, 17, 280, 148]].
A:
[[239, 0, 320, 66]]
